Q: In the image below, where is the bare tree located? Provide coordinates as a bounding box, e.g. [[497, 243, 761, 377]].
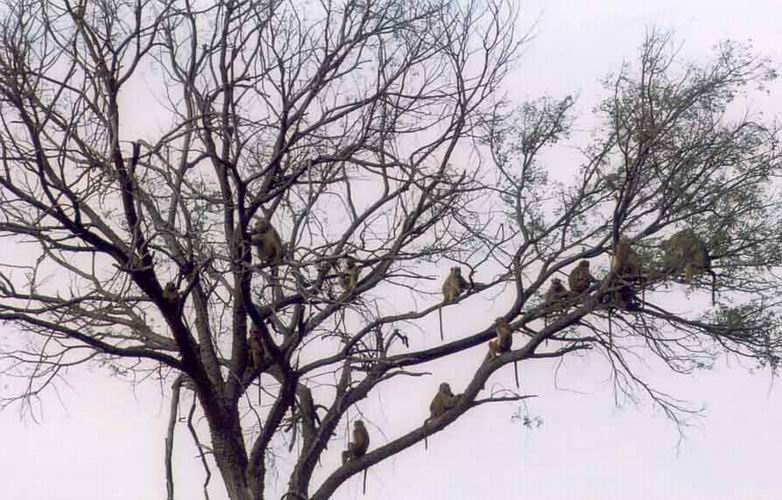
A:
[[0, 0, 778, 498]]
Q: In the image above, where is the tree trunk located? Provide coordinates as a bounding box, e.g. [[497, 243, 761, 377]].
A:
[[208, 409, 256, 500], [212, 432, 255, 500]]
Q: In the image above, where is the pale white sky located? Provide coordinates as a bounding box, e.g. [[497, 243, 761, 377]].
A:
[[2, 1, 782, 499]]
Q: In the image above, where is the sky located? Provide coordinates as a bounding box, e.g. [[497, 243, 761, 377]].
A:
[[2, 1, 782, 499]]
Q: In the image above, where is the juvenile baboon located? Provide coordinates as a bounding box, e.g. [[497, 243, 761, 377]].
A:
[[441, 267, 468, 302], [487, 317, 513, 358], [439, 267, 469, 341], [544, 277, 572, 314], [341, 420, 370, 464], [544, 277, 571, 324], [248, 327, 265, 369]]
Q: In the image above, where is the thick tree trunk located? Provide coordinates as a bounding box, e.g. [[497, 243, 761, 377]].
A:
[[221, 477, 254, 500], [212, 431, 255, 500], [202, 397, 257, 500]]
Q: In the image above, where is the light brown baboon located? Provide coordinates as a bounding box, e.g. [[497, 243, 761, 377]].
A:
[[488, 317, 513, 358], [611, 239, 641, 280], [439, 267, 469, 341], [544, 277, 572, 324], [250, 217, 284, 264], [441, 267, 468, 302], [660, 229, 711, 281], [428, 382, 458, 421], [341, 420, 370, 464], [424, 382, 462, 451], [660, 228, 716, 303]]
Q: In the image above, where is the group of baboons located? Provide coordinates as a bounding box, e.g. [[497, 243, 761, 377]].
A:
[[419, 228, 715, 456], [439, 228, 713, 360], [236, 217, 714, 468]]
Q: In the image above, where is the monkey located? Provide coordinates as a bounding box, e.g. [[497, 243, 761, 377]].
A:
[[341, 420, 370, 465], [660, 229, 711, 281], [250, 217, 284, 264], [544, 277, 571, 313], [660, 228, 716, 303], [611, 239, 642, 280], [441, 266, 468, 302], [600, 279, 641, 343], [544, 277, 572, 324], [341, 419, 371, 494], [247, 327, 268, 403], [338, 256, 359, 293], [439, 267, 469, 341], [486, 317, 520, 386], [604, 239, 645, 314], [607, 283, 640, 311], [424, 382, 461, 450], [545, 278, 569, 304], [596, 239, 646, 339], [427, 382, 458, 422], [487, 317, 513, 358], [162, 281, 179, 304], [602, 241, 645, 335], [248, 327, 265, 369], [568, 260, 596, 294]]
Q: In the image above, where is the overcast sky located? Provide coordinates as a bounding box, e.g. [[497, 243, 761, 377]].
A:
[[2, 1, 782, 500]]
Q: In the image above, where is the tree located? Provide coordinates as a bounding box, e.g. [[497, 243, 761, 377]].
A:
[[0, 0, 779, 498]]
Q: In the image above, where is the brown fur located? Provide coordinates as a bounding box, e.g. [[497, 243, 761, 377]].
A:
[[441, 267, 468, 302], [611, 239, 641, 279], [248, 327, 265, 368], [488, 318, 513, 358], [342, 420, 370, 464], [250, 218, 284, 263], [162, 282, 179, 303], [660, 229, 710, 282], [568, 260, 595, 294], [428, 383, 457, 420], [545, 278, 569, 304]]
